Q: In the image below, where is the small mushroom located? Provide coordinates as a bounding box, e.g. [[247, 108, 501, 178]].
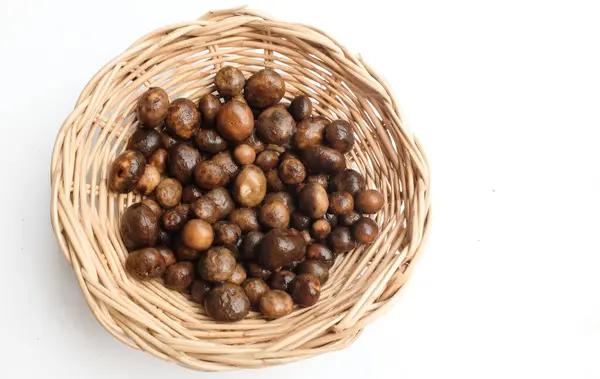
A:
[[181, 185, 203, 203], [242, 278, 270, 307], [168, 143, 202, 184], [269, 270, 296, 291], [198, 246, 237, 282], [255, 150, 280, 171], [213, 222, 242, 245], [328, 191, 354, 215], [165, 98, 200, 139], [163, 262, 195, 291], [228, 264, 247, 285], [205, 187, 235, 220], [307, 174, 329, 189], [256, 106, 295, 145], [205, 283, 250, 321], [291, 211, 311, 231], [298, 183, 329, 218], [134, 164, 161, 195], [246, 261, 272, 280], [125, 248, 166, 280], [340, 210, 362, 226], [215, 66, 246, 97], [194, 129, 228, 154], [293, 116, 330, 150], [127, 128, 162, 158], [278, 158, 306, 185], [194, 161, 228, 189], [260, 290, 294, 319], [233, 165, 267, 207], [306, 243, 335, 268], [325, 119, 355, 153], [310, 219, 331, 240], [257, 228, 307, 270], [149, 148, 168, 174], [211, 151, 239, 184], [302, 145, 346, 174], [329, 169, 366, 196], [289, 274, 321, 307], [137, 87, 169, 128], [157, 228, 172, 246], [297, 260, 329, 284], [216, 100, 254, 141], [239, 130, 266, 154], [162, 204, 191, 231], [155, 178, 183, 209], [265, 192, 296, 213], [228, 208, 261, 233], [352, 217, 379, 244], [156, 246, 176, 267], [289, 95, 312, 121], [355, 189, 384, 214], [181, 219, 214, 251], [192, 196, 219, 224], [233, 144, 256, 165], [120, 203, 159, 249], [160, 132, 180, 150], [109, 151, 146, 193], [198, 93, 222, 125], [259, 201, 290, 229], [328, 226, 356, 254], [244, 69, 286, 108]]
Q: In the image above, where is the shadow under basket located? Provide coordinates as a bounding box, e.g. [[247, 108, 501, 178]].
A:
[[50, 7, 431, 371]]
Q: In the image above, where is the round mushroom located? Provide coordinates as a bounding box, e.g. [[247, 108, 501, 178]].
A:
[[162, 204, 191, 231], [310, 219, 331, 240], [125, 248, 166, 281], [298, 183, 329, 218], [355, 189, 384, 214], [168, 143, 202, 184], [127, 128, 162, 158], [198, 93, 221, 125], [260, 290, 294, 319], [329, 169, 366, 196], [256, 106, 295, 145], [328, 226, 356, 254], [198, 246, 237, 282], [258, 228, 307, 270], [205, 187, 235, 220], [297, 260, 329, 284], [278, 158, 306, 185], [165, 98, 200, 139], [134, 165, 161, 195], [213, 222, 242, 245], [194, 129, 228, 154], [215, 66, 246, 97], [149, 148, 168, 174], [325, 119, 355, 153], [155, 178, 182, 209], [109, 151, 146, 193], [194, 161, 228, 189], [137, 87, 169, 128], [255, 150, 280, 171], [289, 274, 321, 307], [352, 217, 379, 244], [306, 243, 335, 268], [291, 211, 311, 231], [244, 69, 286, 108], [181, 219, 214, 251], [216, 100, 254, 141], [182, 185, 203, 204], [328, 191, 354, 215], [233, 144, 256, 165], [156, 246, 176, 267], [259, 201, 290, 229], [242, 278, 270, 307], [302, 145, 346, 174], [233, 165, 267, 207], [120, 203, 159, 249], [205, 283, 250, 322], [293, 116, 329, 150], [192, 196, 219, 224], [269, 270, 296, 292], [228, 208, 261, 233], [289, 95, 312, 121], [163, 262, 195, 291], [228, 264, 247, 285], [265, 192, 296, 214], [340, 210, 362, 226]]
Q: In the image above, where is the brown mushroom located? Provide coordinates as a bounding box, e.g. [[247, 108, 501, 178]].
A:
[[120, 203, 159, 249], [182, 185, 203, 203], [168, 143, 202, 184], [216, 100, 254, 142], [291, 211, 311, 231], [289, 274, 321, 307], [306, 243, 335, 268], [192, 196, 219, 224], [213, 222, 242, 245], [239, 130, 265, 154], [211, 151, 239, 184], [266, 170, 286, 192], [215, 66, 246, 97], [298, 183, 329, 218], [233, 144, 256, 165], [328, 226, 356, 254], [140, 199, 163, 218], [198, 246, 237, 282], [155, 178, 183, 209], [164, 262, 195, 291], [244, 69, 286, 108], [156, 246, 176, 267], [289, 95, 312, 121], [302, 145, 346, 174], [162, 204, 191, 231], [325, 119, 355, 153], [297, 260, 329, 284], [329, 169, 366, 196], [259, 201, 290, 229], [198, 94, 221, 125], [181, 219, 214, 251], [257, 228, 307, 270], [194, 129, 228, 154], [137, 87, 169, 128], [125, 248, 166, 280], [165, 98, 200, 139], [242, 278, 270, 308], [352, 217, 379, 244], [255, 150, 280, 171], [256, 106, 295, 145], [228, 208, 261, 233], [174, 235, 201, 261], [310, 219, 331, 240], [293, 116, 330, 150], [328, 191, 354, 215], [278, 158, 306, 185], [307, 174, 329, 189], [190, 279, 212, 304], [240, 231, 264, 261], [265, 192, 296, 214], [127, 128, 162, 158], [340, 210, 362, 226], [194, 160, 228, 189], [233, 165, 267, 207], [157, 228, 172, 246], [228, 264, 247, 285], [260, 290, 294, 319], [134, 165, 161, 195], [109, 151, 146, 193], [269, 270, 296, 292], [205, 283, 251, 321], [160, 132, 180, 150], [355, 189, 384, 214], [205, 187, 235, 220], [149, 148, 168, 174]]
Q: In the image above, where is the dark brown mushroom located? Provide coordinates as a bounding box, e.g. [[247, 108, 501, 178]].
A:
[[162, 204, 191, 231], [289, 95, 312, 121], [329, 169, 366, 196], [259, 201, 290, 229], [174, 235, 201, 261], [205, 283, 250, 321], [109, 151, 146, 193], [213, 222, 242, 245], [328, 226, 356, 254], [340, 210, 362, 226], [239, 130, 265, 154], [120, 203, 159, 249], [198, 93, 221, 125], [268, 270, 296, 292], [266, 170, 286, 191], [140, 199, 163, 218], [260, 290, 294, 319], [302, 145, 346, 174], [246, 261, 272, 280], [240, 231, 264, 261], [192, 196, 219, 224], [157, 228, 172, 246], [278, 158, 306, 185], [298, 183, 329, 218], [255, 150, 280, 171], [307, 174, 329, 189], [194, 129, 228, 154], [297, 260, 329, 284], [194, 160, 228, 189], [127, 128, 162, 158], [215, 66, 246, 97], [291, 211, 311, 231], [156, 246, 176, 267], [181, 185, 203, 203], [163, 262, 195, 291], [293, 116, 330, 150], [289, 274, 321, 307], [257, 228, 307, 270], [325, 119, 355, 153], [310, 219, 331, 240], [165, 98, 200, 139], [190, 279, 212, 304], [306, 243, 335, 268], [198, 246, 237, 282], [244, 69, 286, 108], [256, 106, 295, 145], [137, 87, 169, 128], [160, 132, 180, 150], [328, 191, 355, 215], [264, 192, 296, 214], [352, 217, 379, 244], [168, 143, 202, 184], [205, 187, 235, 220], [228, 208, 261, 233], [125, 248, 166, 280]]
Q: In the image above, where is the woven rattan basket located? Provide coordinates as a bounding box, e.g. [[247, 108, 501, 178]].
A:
[[50, 7, 431, 371]]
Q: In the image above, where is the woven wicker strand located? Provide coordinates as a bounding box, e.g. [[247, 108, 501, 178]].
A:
[[50, 7, 431, 371]]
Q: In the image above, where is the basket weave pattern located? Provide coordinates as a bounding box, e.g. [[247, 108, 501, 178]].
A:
[[50, 7, 431, 371]]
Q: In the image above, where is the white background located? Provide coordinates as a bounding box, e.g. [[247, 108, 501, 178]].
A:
[[1, 0, 599, 378]]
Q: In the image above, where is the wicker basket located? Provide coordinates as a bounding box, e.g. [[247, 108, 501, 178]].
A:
[[50, 7, 431, 371]]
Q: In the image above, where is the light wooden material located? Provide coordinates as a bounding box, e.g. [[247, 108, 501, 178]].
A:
[[50, 7, 431, 371]]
